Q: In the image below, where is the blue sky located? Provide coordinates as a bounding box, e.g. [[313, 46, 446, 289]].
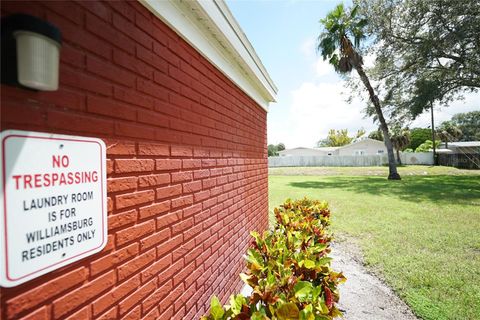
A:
[[227, 0, 480, 149]]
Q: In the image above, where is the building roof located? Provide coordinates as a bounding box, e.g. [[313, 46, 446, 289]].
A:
[[446, 141, 480, 147], [140, 0, 277, 111]]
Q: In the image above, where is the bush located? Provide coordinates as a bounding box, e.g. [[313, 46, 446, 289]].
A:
[[201, 198, 346, 320]]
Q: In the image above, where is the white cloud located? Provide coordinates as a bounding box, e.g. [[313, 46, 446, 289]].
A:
[[411, 92, 480, 128], [300, 38, 315, 58], [268, 80, 377, 148], [314, 58, 333, 77]]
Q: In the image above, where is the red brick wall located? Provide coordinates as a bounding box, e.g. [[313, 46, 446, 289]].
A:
[[0, 1, 268, 319]]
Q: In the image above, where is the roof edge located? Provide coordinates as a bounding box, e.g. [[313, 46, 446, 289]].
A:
[[139, 0, 277, 111]]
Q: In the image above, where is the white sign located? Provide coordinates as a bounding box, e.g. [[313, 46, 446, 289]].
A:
[[0, 130, 107, 287]]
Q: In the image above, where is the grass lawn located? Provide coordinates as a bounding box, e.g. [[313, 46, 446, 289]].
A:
[[269, 166, 480, 320]]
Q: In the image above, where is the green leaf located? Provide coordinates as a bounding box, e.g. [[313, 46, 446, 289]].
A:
[[294, 281, 313, 301], [210, 296, 224, 320], [251, 311, 267, 320], [304, 259, 316, 269], [229, 294, 246, 315], [276, 303, 300, 320], [299, 308, 315, 320], [316, 257, 333, 267]]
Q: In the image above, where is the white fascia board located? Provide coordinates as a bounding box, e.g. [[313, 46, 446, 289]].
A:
[[139, 0, 277, 111]]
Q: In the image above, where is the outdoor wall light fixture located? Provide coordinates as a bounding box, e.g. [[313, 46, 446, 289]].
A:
[[1, 14, 62, 91]]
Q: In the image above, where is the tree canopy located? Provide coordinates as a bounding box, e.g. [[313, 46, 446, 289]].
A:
[[449, 111, 480, 141], [268, 143, 286, 157], [355, 0, 480, 122], [317, 129, 365, 147]]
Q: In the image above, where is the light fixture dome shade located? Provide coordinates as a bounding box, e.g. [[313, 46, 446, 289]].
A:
[[1, 14, 62, 91], [14, 31, 60, 91]]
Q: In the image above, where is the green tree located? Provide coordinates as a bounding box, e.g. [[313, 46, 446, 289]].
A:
[[390, 128, 410, 164], [356, 0, 480, 121], [415, 140, 440, 153], [368, 129, 383, 141], [408, 128, 431, 150], [450, 111, 480, 141], [317, 4, 400, 179], [318, 129, 365, 147], [268, 144, 278, 157], [436, 122, 462, 148], [268, 143, 287, 157]]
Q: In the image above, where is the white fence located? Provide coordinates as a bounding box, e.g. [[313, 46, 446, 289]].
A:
[[268, 152, 433, 167]]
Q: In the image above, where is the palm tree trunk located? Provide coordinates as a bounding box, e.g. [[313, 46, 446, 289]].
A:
[[354, 64, 401, 180], [396, 149, 402, 165]]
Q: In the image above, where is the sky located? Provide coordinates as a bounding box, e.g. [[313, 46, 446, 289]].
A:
[[226, 0, 480, 149]]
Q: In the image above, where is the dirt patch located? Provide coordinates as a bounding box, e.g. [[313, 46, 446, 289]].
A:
[[331, 241, 418, 320]]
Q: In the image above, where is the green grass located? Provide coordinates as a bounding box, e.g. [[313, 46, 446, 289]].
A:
[[269, 167, 480, 320]]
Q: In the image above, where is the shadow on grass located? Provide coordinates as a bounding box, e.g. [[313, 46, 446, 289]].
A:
[[288, 175, 480, 205]]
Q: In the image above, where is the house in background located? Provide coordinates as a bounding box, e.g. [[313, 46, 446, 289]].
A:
[[439, 141, 480, 154], [278, 138, 389, 157]]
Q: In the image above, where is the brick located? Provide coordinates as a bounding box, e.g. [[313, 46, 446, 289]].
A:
[[172, 217, 194, 234], [61, 68, 112, 96], [116, 220, 155, 246], [194, 190, 210, 202], [174, 284, 197, 313], [108, 209, 137, 230], [86, 13, 135, 54], [159, 261, 185, 291], [113, 13, 152, 49], [21, 306, 48, 320], [143, 307, 160, 320], [90, 243, 139, 276], [137, 109, 169, 128], [107, 177, 137, 193], [139, 201, 171, 219], [115, 159, 154, 173], [156, 185, 182, 200], [87, 56, 136, 87], [87, 95, 136, 121], [123, 306, 141, 320], [115, 122, 155, 140], [182, 180, 202, 193], [45, 10, 111, 59], [170, 145, 193, 157], [156, 234, 183, 257], [155, 159, 181, 171], [114, 86, 153, 109], [7, 267, 87, 319], [143, 279, 173, 312], [117, 248, 156, 281], [138, 173, 170, 187], [137, 44, 168, 74], [158, 305, 174, 320], [171, 195, 193, 209], [119, 279, 157, 315], [138, 143, 169, 156], [172, 237, 195, 262], [141, 254, 172, 283], [47, 110, 114, 135], [140, 227, 171, 250], [116, 190, 154, 209], [171, 171, 192, 183], [193, 169, 210, 179], [97, 307, 117, 320], [137, 78, 169, 101], [65, 307, 89, 320], [53, 271, 116, 319], [105, 140, 136, 155], [182, 159, 201, 169]]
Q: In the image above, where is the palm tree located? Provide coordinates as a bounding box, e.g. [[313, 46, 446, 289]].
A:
[[390, 128, 411, 165], [317, 4, 401, 180], [437, 122, 462, 149]]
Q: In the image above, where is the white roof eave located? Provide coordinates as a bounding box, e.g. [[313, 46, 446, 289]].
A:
[[139, 0, 277, 111]]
